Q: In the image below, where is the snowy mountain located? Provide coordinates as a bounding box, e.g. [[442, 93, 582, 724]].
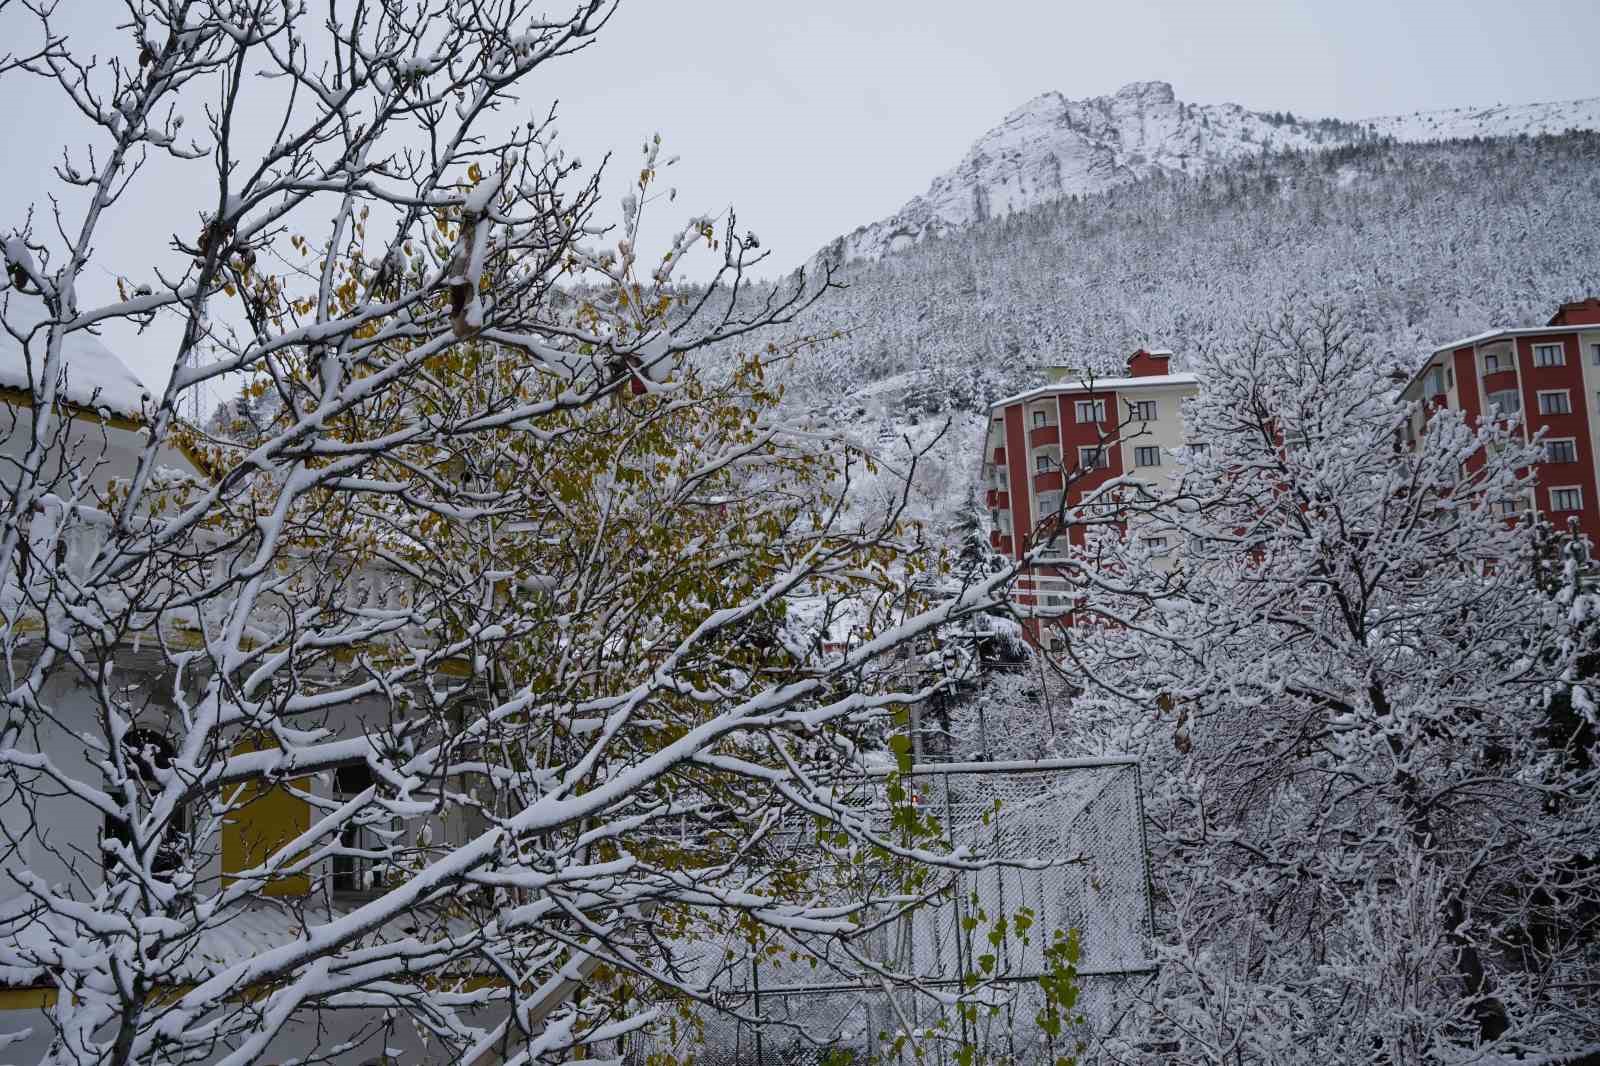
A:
[[816, 82, 1600, 265], [761, 132, 1600, 429]]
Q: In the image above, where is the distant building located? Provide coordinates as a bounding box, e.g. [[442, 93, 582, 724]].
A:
[[981, 349, 1199, 650], [1400, 299, 1600, 546]]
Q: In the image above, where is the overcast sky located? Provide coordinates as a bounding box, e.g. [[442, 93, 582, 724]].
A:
[[1, 0, 1597, 391]]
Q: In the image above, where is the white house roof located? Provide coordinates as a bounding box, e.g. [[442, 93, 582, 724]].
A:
[[0, 303, 153, 420], [991, 373, 1200, 411]]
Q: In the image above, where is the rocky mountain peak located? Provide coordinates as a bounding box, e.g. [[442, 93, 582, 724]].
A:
[[1113, 80, 1176, 104], [812, 83, 1600, 268]]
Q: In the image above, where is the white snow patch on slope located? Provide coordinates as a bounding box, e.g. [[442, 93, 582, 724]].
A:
[[1364, 96, 1600, 142]]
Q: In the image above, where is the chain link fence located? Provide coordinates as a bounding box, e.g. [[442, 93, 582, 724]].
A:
[[623, 758, 1154, 1066]]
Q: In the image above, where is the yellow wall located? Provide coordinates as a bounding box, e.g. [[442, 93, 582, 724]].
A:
[[221, 738, 312, 897]]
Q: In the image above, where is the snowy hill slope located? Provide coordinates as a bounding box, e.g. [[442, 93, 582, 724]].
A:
[[763, 133, 1600, 425], [1367, 96, 1600, 142], [816, 82, 1600, 265]]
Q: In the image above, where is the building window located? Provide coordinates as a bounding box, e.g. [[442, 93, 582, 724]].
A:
[[1140, 536, 1169, 554], [1426, 366, 1447, 396], [994, 467, 1007, 487], [1538, 390, 1572, 415], [1185, 442, 1210, 457], [1493, 498, 1522, 516], [1134, 445, 1162, 467], [332, 763, 385, 896], [1533, 343, 1566, 367], [1551, 487, 1584, 512], [1545, 439, 1578, 464], [1592, 343, 1600, 367], [1483, 351, 1501, 373], [1035, 454, 1055, 473], [104, 730, 188, 876], [1487, 389, 1521, 416], [1078, 446, 1108, 470], [1032, 410, 1048, 428], [1074, 399, 1105, 423], [1128, 399, 1157, 421]]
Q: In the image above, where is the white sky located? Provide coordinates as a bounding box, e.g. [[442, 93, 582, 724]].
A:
[[1, 0, 1597, 393]]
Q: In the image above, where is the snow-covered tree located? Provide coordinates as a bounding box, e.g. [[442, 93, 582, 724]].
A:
[[0, 5, 1069, 1064], [1063, 306, 1600, 1063]]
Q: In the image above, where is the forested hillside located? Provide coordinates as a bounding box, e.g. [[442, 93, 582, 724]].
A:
[[771, 133, 1600, 416]]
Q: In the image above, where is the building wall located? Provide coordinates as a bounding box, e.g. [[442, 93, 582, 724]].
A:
[[986, 372, 1198, 649], [1574, 328, 1600, 526], [1517, 333, 1600, 544], [1402, 317, 1600, 549], [0, 405, 203, 503]]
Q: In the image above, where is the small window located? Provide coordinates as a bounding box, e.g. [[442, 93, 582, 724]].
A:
[[1493, 498, 1522, 516], [1128, 399, 1157, 422], [1551, 487, 1583, 512], [104, 729, 187, 876], [1032, 410, 1047, 428], [1140, 536, 1169, 554], [1134, 445, 1162, 467], [1074, 400, 1106, 423], [1483, 352, 1501, 373], [1487, 389, 1520, 416], [1426, 367, 1447, 395], [1545, 439, 1578, 464], [1035, 454, 1054, 473], [1445, 366, 1454, 388], [1078, 446, 1107, 470], [1186, 442, 1210, 457], [333, 763, 384, 896], [1538, 390, 1572, 415], [1533, 343, 1566, 367], [1591, 343, 1600, 367]]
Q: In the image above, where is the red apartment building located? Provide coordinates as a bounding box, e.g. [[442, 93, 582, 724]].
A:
[[981, 349, 1199, 650], [1400, 299, 1600, 546]]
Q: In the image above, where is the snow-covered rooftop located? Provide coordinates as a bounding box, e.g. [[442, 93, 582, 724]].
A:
[[0, 303, 153, 420], [991, 373, 1200, 410], [1401, 324, 1600, 395]]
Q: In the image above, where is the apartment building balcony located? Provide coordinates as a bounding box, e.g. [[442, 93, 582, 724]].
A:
[[985, 489, 1009, 509], [993, 446, 1006, 464], [1482, 369, 1518, 395], [1034, 470, 1064, 493], [1029, 424, 1060, 448]]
